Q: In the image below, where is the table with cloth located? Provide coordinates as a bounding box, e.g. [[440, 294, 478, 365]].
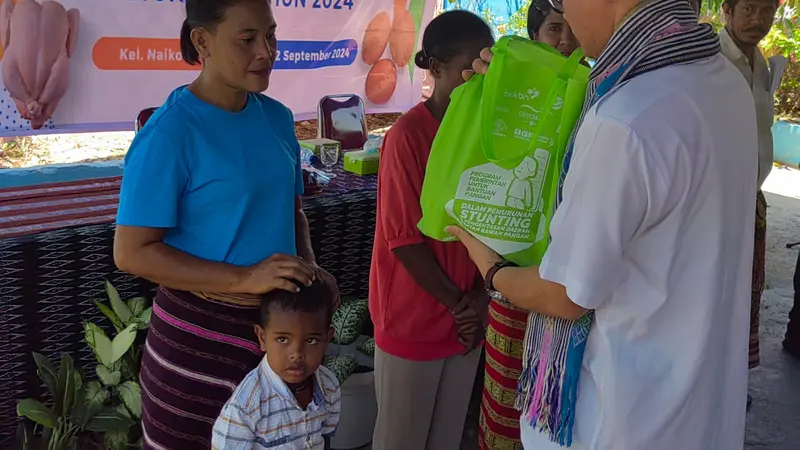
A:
[[0, 162, 377, 444]]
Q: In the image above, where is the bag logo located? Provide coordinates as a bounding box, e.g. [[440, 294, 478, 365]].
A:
[[444, 152, 551, 254], [504, 89, 540, 102], [494, 119, 508, 135]]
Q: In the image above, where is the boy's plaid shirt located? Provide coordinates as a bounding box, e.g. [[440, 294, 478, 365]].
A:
[[212, 358, 341, 449]]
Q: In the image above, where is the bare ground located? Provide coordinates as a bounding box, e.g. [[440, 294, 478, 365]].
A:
[[0, 113, 402, 169]]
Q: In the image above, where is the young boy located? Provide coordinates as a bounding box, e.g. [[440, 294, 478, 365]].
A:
[[212, 279, 341, 449]]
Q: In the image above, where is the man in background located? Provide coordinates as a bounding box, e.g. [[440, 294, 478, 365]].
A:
[[719, 0, 779, 409]]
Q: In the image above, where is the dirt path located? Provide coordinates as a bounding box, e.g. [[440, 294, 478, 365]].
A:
[[748, 166, 800, 449], [0, 113, 402, 168]]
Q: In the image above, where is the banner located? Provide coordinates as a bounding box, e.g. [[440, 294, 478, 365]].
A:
[[0, 0, 435, 137]]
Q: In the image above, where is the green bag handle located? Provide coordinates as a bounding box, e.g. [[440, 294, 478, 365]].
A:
[[535, 85, 576, 253], [480, 36, 584, 168], [533, 51, 590, 258]]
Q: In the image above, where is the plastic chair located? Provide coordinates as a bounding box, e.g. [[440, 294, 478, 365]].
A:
[[135, 107, 157, 133], [317, 94, 368, 150]]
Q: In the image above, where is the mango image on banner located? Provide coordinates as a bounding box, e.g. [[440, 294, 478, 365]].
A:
[[390, 6, 415, 67], [1, 0, 79, 130], [365, 58, 397, 104], [362, 11, 390, 66]]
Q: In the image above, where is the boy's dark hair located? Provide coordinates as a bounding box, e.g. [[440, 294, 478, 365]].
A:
[[527, 0, 554, 40], [414, 10, 494, 70], [180, 0, 254, 65], [260, 279, 335, 328]]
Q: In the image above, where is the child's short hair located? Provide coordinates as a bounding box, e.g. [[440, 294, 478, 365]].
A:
[[259, 279, 335, 328]]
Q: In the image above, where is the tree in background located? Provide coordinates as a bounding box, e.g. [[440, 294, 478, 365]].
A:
[[445, 0, 507, 34], [747, 0, 800, 118]]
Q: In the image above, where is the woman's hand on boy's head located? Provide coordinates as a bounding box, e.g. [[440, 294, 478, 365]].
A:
[[237, 253, 314, 294], [462, 48, 494, 81]]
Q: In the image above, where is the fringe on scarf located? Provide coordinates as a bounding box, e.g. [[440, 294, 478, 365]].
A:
[[516, 313, 592, 446]]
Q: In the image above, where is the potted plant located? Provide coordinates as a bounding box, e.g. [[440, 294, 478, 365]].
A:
[[16, 352, 135, 450], [15, 281, 152, 450], [322, 297, 376, 450], [83, 280, 152, 449]]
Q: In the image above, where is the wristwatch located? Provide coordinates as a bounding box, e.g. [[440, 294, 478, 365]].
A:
[[484, 260, 517, 302]]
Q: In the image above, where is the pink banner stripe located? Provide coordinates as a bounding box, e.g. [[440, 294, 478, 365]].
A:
[[153, 302, 261, 354]]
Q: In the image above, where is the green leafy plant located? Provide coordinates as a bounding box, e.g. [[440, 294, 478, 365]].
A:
[[701, 0, 800, 119], [16, 353, 135, 450], [93, 281, 151, 380], [15, 282, 151, 450], [83, 281, 151, 450], [323, 297, 375, 384]]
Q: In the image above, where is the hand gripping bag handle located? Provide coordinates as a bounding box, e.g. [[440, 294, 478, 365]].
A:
[[480, 37, 584, 168]]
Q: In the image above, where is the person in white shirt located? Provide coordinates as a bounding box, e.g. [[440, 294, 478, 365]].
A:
[[451, 0, 758, 448], [718, 0, 779, 407]]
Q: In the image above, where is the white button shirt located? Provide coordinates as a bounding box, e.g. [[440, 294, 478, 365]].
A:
[[719, 27, 775, 188], [523, 54, 757, 449]]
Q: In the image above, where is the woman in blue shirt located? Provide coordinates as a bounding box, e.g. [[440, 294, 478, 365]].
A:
[[113, 0, 335, 448]]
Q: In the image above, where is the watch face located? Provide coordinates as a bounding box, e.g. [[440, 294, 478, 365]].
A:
[[488, 290, 504, 300], [488, 290, 513, 307]]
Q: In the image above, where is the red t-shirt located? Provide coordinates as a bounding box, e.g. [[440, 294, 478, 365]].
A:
[[369, 102, 481, 361]]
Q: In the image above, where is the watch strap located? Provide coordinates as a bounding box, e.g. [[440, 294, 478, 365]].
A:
[[484, 260, 518, 291]]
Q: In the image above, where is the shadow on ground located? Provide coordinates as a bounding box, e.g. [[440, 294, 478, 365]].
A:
[[746, 192, 800, 449]]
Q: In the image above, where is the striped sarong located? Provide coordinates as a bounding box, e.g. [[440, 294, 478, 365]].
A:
[[141, 287, 263, 450], [750, 190, 767, 369], [479, 299, 528, 450]]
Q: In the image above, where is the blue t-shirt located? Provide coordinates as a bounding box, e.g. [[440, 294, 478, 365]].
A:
[[117, 86, 304, 266]]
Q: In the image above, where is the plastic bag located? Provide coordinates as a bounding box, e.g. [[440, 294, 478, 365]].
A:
[[418, 36, 589, 266]]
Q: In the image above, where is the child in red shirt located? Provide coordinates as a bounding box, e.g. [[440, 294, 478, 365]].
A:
[[369, 10, 495, 450]]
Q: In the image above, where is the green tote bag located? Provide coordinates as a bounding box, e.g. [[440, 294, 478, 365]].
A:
[[418, 36, 589, 266]]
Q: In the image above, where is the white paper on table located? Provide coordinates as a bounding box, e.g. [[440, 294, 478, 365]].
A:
[[769, 55, 789, 96]]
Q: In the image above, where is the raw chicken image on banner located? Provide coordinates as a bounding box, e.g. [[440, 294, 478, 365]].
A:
[[1, 0, 79, 131], [0, 0, 435, 136]]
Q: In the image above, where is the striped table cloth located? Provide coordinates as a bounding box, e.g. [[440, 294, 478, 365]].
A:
[[0, 161, 377, 239], [0, 176, 121, 239]]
